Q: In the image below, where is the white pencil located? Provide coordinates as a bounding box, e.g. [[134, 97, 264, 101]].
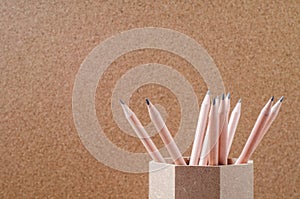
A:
[[120, 100, 165, 163], [146, 99, 186, 165], [190, 91, 210, 165]]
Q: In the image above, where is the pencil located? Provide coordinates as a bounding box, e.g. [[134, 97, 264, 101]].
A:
[[209, 98, 219, 165], [226, 99, 242, 159], [252, 96, 284, 154], [215, 95, 220, 108], [199, 128, 210, 166], [235, 96, 274, 164], [198, 155, 208, 166], [226, 92, 231, 120], [146, 99, 186, 165], [189, 90, 210, 165], [199, 105, 212, 166], [120, 100, 165, 163], [218, 94, 228, 165]]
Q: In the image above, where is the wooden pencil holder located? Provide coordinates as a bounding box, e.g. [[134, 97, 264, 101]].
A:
[[149, 158, 253, 199]]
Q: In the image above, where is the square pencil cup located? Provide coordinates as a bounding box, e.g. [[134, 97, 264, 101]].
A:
[[149, 158, 253, 199]]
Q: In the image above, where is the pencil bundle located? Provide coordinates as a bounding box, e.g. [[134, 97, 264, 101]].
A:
[[120, 92, 283, 166]]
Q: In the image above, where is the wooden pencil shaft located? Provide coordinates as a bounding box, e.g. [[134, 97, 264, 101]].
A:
[[236, 98, 273, 164], [219, 117, 228, 165], [209, 100, 219, 165], [226, 101, 241, 158], [121, 102, 165, 163], [199, 125, 211, 166], [147, 100, 186, 165], [218, 96, 228, 165], [190, 92, 210, 165], [251, 99, 282, 153]]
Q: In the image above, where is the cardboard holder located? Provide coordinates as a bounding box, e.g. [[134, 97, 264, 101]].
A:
[[149, 158, 253, 199]]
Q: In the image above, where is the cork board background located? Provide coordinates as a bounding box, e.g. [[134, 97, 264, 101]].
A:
[[1, 0, 299, 198]]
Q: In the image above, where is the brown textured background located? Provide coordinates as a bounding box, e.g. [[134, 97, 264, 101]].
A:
[[1, 0, 299, 198]]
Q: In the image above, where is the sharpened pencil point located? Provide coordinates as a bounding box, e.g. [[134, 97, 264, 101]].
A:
[[280, 96, 284, 102], [222, 93, 225, 100], [213, 98, 216, 105], [271, 96, 274, 101], [227, 92, 231, 99], [238, 99, 242, 103], [146, 98, 150, 105], [119, 99, 125, 105], [207, 90, 210, 95]]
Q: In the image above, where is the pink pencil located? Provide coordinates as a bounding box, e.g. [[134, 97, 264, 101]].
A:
[[252, 96, 284, 153], [199, 122, 211, 166], [120, 100, 165, 163], [218, 94, 228, 165], [235, 96, 274, 164], [226, 92, 231, 120], [190, 90, 210, 165], [146, 99, 186, 165], [215, 95, 220, 108], [209, 98, 219, 165], [226, 99, 242, 159], [199, 100, 214, 166]]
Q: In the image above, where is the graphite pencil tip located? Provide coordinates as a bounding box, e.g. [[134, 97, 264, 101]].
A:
[[271, 96, 274, 101], [213, 98, 216, 105], [280, 96, 284, 102], [222, 93, 225, 100], [146, 98, 150, 105], [227, 92, 231, 99], [238, 98, 242, 103], [207, 90, 210, 95], [119, 99, 125, 105]]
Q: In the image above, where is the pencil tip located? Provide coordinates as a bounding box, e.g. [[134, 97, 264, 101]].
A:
[[238, 98, 242, 103], [271, 96, 274, 101], [213, 98, 216, 105], [280, 96, 284, 102], [207, 90, 210, 95], [222, 93, 225, 100], [227, 92, 231, 99], [119, 99, 125, 105], [146, 98, 150, 105]]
